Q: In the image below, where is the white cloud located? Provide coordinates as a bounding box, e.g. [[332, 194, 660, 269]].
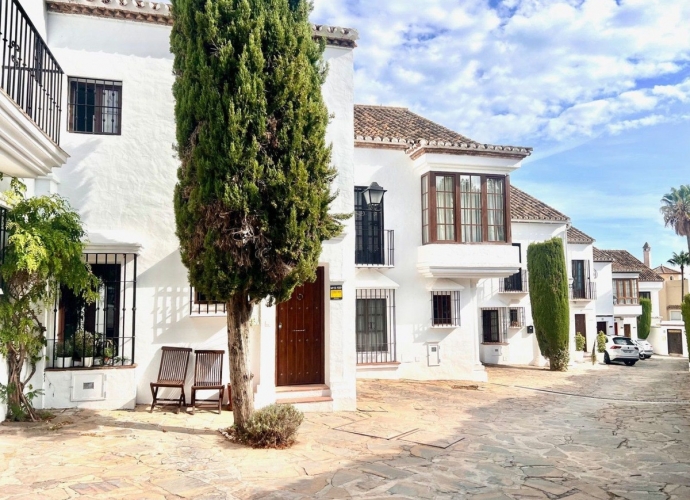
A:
[[312, 0, 690, 145]]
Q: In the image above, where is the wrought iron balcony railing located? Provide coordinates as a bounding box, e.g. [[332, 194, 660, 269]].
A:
[[500, 269, 529, 293], [1, 0, 64, 144], [356, 229, 394, 267], [570, 281, 597, 301]]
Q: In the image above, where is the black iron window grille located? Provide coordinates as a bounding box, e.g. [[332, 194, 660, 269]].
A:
[[355, 187, 394, 266], [500, 269, 529, 292], [431, 291, 461, 327], [67, 77, 122, 135], [1, 0, 64, 144], [190, 287, 227, 316], [48, 253, 137, 369], [356, 289, 396, 365], [481, 307, 525, 343]]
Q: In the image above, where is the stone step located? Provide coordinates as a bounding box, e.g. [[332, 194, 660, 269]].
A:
[[275, 385, 331, 400]]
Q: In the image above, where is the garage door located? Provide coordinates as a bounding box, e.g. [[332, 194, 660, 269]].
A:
[[667, 330, 684, 356]]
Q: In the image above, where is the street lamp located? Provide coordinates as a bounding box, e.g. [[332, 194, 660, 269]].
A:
[[363, 182, 386, 207]]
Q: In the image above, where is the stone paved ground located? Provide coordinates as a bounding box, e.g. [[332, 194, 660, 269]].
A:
[[1, 356, 689, 499]]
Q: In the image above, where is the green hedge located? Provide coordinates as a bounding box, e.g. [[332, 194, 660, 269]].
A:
[[637, 298, 652, 340], [682, 294, 690, 360], [527, 237, 570, 371]]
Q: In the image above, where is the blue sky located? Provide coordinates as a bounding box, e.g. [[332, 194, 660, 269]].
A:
[[312, 0, 690, 268]]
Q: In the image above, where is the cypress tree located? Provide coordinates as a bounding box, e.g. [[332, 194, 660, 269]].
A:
[[171, 0, 345, 427], [637, 298, 652, 340], [527, 238, 570, 371]]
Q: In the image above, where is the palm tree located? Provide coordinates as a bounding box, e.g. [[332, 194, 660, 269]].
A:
[[668, 251, 690, 298], [661, 185, 690, 254]]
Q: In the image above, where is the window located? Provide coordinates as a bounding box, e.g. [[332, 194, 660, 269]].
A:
[[670, 310, 682, 321], [436, 175, 456, 241], [68, 78, 122, 135], [482, 309, 501, 342], [572, 260, 586, 298], [355, 187, 391, 266], [421, 172, 509, 244], [356, 289, 396, 364], [614, 279, 639, 305], [639, 291, 651, 301], [190, 287, 227, 316], [49, 253, 137, 369], [482, 307, 525, 342], [431, 291, 461, 327]]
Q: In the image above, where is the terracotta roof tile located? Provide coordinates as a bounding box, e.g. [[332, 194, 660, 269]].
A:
[[354, 105, 477, 145], [353, 105, 532, 159], [510, 186, 569, 222], [567, 226, 595, 244], [593, 248, 663, 282], [653, 265, 681, 275]]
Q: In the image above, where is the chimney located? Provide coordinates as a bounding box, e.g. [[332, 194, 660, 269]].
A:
[[643, 242, 651, 268]]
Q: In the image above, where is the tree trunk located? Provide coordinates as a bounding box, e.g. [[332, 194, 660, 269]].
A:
[[681, 266, 685, 299], [227, 294, 255, 429], [5, 348, 38, 422]]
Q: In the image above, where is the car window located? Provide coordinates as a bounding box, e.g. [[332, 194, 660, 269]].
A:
[[612, 337, 635, 346]]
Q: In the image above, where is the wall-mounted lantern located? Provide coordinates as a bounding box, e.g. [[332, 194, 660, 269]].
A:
[[362, 182, 386, 208]]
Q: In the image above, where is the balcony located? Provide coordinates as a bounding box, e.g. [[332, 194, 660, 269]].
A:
[[499, 269, 528, 293], [570, 281, 596, 301], [417, 243, 520, 279], [356, 229, 394, 268], [0, 0, 68, 178]]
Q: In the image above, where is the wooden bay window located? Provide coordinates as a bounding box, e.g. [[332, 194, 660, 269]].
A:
[[421, 172, 511, 244], [614, 279, 639, 305]]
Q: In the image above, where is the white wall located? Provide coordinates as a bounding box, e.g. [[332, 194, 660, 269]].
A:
[[353, 147, 487, 381], [566, 242, 597, 355], [42, 13, 356, 409], [649, 322, 687, 357]]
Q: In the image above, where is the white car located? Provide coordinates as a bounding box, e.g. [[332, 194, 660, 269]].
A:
[[634, 339, 653, 359], [604, 336, 639, 366]]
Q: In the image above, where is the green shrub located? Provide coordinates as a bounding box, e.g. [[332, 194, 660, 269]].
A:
[[527, 238, 570, 371], [682, 294, 690, 360], [597, 331, 607, 353], [231, 404, 304, 449], [637, 298, 652, 340], [55, 339, 72, 357], [74, 330, 95, 357], [575, 333, 586, 351]]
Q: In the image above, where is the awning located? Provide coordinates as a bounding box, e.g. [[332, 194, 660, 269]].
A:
[[84, 230, 143, 254], [355, 268, 399, 290], [426, 278, 465, 291]]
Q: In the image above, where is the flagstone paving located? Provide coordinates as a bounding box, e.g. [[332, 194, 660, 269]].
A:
[[1, 356, 689, 499]]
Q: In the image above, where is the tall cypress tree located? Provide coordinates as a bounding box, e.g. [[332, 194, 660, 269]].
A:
[[171, 0, 345, 427], [527, 238, 571, 371]]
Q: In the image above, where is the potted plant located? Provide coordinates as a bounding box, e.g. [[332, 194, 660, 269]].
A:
[[596, 331, 607, 363], [74, 330, 95, 368], [574, 333, 585, 362], [55, 339, 73, 368], [103, 342, 115, 366]]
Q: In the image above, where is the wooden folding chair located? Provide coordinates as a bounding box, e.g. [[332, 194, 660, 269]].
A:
[[149, 347, 192, 413], [191, 350, 225, 414]]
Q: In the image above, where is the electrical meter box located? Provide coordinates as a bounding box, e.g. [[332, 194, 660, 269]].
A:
[[427, 343, 441, 366]]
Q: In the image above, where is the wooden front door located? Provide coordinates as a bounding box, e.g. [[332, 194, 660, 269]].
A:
[[575, 314, 587, 351], [276, 267, 325, 386], [668, 330, 683, 356], [624, 324, 631, 337]]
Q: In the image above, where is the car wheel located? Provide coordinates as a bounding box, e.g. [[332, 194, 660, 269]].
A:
[[604, 352, 611, 364], [639, 353, 645, 360], [624, 360, 636, 366]]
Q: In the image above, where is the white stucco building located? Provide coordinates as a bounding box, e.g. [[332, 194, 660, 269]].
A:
[[3, 0, 685, 422]]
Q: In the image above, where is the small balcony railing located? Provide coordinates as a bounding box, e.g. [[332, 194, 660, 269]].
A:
[[1, 0, 64, 144], [570, 281, 596, 301], [500, 269, 528, 293], [356, 229, 394, 267]]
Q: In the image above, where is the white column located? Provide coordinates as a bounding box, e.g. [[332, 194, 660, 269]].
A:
[[253, 301, 277, 408]]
